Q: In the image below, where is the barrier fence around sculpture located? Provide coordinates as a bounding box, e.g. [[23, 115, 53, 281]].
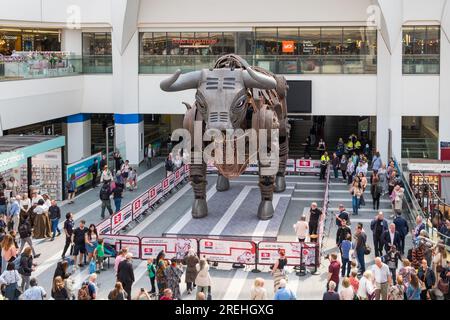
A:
[[95, 158, 325, 270], [96, 159, 322, 235], [100, 235, 321, 271]]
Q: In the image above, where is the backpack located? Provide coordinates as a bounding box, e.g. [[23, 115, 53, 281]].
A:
[[99, 184, 111, 200], [89, 260, 97, 274], [18, 222, 31, 239], [78, 283, 92, 300]]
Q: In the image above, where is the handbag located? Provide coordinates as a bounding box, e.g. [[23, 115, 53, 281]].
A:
[[364, 244, 371, 255]]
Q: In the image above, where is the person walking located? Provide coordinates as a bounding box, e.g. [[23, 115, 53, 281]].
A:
[[335, 204, 350, 227], [117, 253, 135, 300], [371, 173, 382, 210], [72, 220, 88, 269], [1, 234, 17, 274], [195, 258, 212, 299], [378, 164, 388, 195], [18, 247, 34, 292], [18, 217, 39, 258], [51, 276, 69, 300], [66, 174, 77, 204], [183, 249, 199, 295], [48, 200, 61, 241], [100, 165, 114, 184], [0, 262, 21, 300], [340, 234, 353, 278], [99, 181, 113, 219], [393, 213, 409, 254], [293, 215, 308, 243], [331, 152, 340, 180], [271, 249, 288, 292], [346, 158, 355, 185], [357, 270, 376, 300], [156, 251, 169, 297], [303, 136, 312, 159], [417, 259, 436, 300], [349, 180, 362, 215], [322, 281, 339, 300], [250, 278, 267, 300], [319, 152, 330, 180], [371, 151, 382, 173], [7, 195, 20, 233], [381, 223, 401, 255], [327, 253, 341, 292], [370, 212, 389, 257], [383, 245, 402, 285], [354, 222, 367, 275], [61, 212, 74, 259], [85, 224, 99, 264], [99, 155, 107, 175], [336, 219, 352, 251], [406, 273, 421, 300], [339, 155, 348, 182], [372, 257, 392, 300], [336, 138, 345, 159], [165, 154, 175, 177], [146, 258, 157, 294], [32, 199, 51, 239], [90, 159, 99, 189], [274, 279, 297, 300], [164, 260, 183, 300], [20, 278, 47, 300], [108, 282, 128, 300], [339, 277, 354, 300], [390, 185, 404, 218]]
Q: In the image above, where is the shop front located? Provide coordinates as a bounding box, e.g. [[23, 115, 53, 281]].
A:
[[0, 27, 61, 55], [0, 135, 65, 201]]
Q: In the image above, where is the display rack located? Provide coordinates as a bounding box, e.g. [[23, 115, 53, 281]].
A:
[[410, 173, 441, 198], [30, 163, 62, 200]]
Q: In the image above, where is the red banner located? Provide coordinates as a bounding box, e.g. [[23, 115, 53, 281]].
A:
[[111, 203, 133, 234]]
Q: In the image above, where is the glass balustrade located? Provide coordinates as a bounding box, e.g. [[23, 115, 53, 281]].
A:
[[138, 54, 377, 74]]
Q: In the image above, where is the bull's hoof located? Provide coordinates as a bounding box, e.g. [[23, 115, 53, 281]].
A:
[[257, 200, 274, 220], [192, 199, 208, 218], [216, 175, 230, 192], [274, 175, 286, 193]]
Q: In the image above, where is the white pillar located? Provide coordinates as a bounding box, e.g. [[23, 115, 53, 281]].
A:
[[439, 11, 450, 160], [61, 29, 82, 55], [114, 114, 144, 166], [63, 114, 91, 164]]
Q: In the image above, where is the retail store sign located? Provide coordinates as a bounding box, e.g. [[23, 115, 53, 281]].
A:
[[407, 162, 450, 172], [282, 41, 295, 53], [0, 151, 26, 172], [441, 142, 450, 161]]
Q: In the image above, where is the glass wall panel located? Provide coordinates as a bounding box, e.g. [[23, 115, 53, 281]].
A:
[[82, 32, 112, 73], [255, 28, 278, 55], [402, 116, 439, 159], [402, 26, 440, 74]]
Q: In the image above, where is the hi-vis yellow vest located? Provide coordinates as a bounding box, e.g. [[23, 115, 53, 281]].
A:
[[321, 155, 330, 162]]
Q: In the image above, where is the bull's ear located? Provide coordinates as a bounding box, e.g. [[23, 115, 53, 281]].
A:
[[160, 69, 202, 92], [242, 68, 277, 90]]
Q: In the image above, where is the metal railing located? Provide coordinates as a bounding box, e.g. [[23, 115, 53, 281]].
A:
[[139, 54, 377, 74], [394, 158, 450, 251], [0, 54, 113, 81], [319, 165, 331, 257]]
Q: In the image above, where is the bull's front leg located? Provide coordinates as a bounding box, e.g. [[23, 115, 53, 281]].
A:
[[257, 171, 275, 220], [190, 162, 208, 218], [216, 174, 230, 191]]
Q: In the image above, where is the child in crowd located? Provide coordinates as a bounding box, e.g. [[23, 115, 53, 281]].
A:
[[349, 270, 359, 293], [382, 245, 402, 285], [147, 258, 156, 294], [127, 168, 137, 191], [94, 238, 105, 272]]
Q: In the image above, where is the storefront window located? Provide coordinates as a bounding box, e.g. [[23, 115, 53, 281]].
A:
[[0, 27, 61, 55], [82, 32, 112, 73], [139, 27, 376, 74], [402, 26, 440, 74]]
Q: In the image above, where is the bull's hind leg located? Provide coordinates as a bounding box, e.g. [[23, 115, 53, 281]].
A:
[[216, 174, 230, 191], [190, 162, 208, 218], [275, 134, 289, 193], [257, 172, 275, 220]]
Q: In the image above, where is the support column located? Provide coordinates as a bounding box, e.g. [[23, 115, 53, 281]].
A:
[[439, 10, 450, 160], [61, 29, 82, 55], [114, 114, 144, 166], [63, 113, 91, 164]]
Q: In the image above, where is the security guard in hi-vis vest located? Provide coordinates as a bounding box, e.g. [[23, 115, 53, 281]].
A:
[[320, 152, 330, 180]]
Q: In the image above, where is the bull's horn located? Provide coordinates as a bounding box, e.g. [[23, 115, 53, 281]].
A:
[[182, 102, 192, 110], [160, 69, 202, 92], [243, 68, 277, 90]]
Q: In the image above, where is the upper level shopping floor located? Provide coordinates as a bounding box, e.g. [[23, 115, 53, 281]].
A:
[[0, 25, 442, 81]]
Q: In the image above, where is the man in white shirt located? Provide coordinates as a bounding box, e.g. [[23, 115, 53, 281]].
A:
[[371, 257, 392, 300], [293, 215, 309, 243], [21, 278, 47, 300]]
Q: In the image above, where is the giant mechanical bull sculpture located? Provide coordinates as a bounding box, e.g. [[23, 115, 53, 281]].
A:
[[160, 54, 290, 220]]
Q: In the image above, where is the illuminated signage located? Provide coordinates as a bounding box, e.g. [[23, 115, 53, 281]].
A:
[[282, 40, 295, 53]]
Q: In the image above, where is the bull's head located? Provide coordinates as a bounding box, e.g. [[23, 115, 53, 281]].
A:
[[160, 66, 277, 131]]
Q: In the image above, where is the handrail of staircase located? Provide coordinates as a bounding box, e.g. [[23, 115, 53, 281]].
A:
[[319, 164, 331, 255], [393, 158, 450, 250]]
